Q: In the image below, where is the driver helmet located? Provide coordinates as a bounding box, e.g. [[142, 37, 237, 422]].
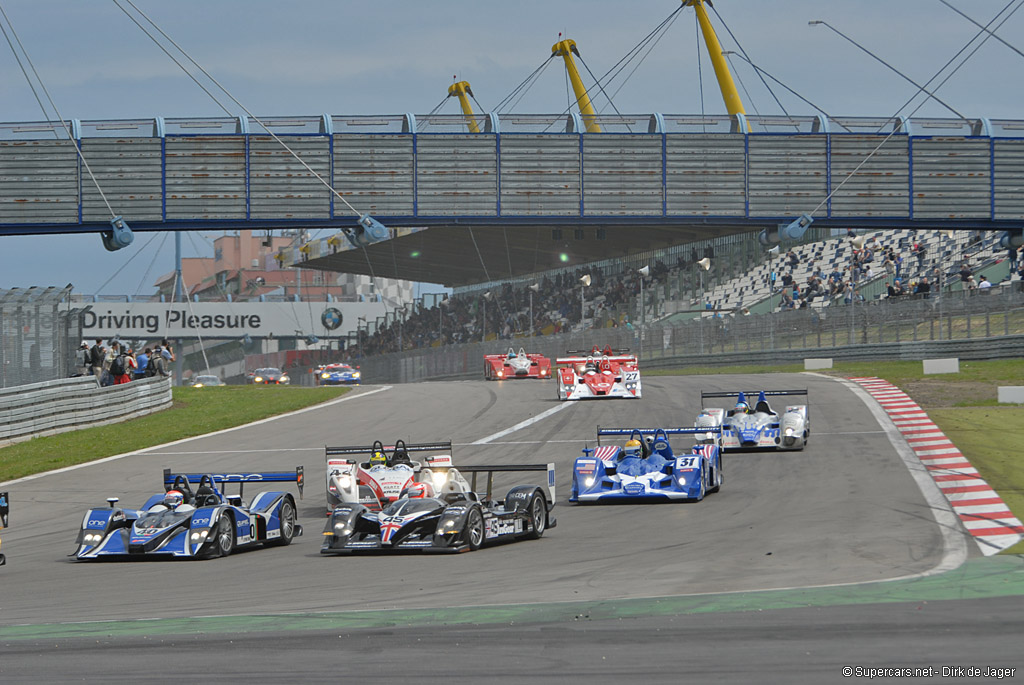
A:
[[369, 450, 387, 468], [508, 350, 516, 359], [406, 482, 431, 499], [623, 439, 643, 459], [735, 401, 749, 414], [584, 358, 597, 373], [162, 490, 184, 509]]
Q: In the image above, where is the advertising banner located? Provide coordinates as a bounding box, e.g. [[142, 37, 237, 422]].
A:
[[80, 301, 387, 340]]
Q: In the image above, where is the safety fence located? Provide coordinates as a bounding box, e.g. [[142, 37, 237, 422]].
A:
[[0, 286, 86, 390], [352, 286, 1024, 384], [0, 375, 172, 446]]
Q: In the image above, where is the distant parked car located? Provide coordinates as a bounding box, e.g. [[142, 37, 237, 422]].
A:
[[189, 375, 225, 388], [249, 368, 290, 385]]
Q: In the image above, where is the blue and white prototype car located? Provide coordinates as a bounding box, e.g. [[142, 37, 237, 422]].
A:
[[569, 427, 723, 503], [696, 390, 809, 451], [74, 468, 304, 560]]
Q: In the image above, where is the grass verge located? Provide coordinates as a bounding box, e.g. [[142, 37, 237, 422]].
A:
[[0, 385, 349, 483]]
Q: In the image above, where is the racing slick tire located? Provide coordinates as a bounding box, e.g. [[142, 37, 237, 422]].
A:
[[269, 498, 296, 547], [709, 457, 723, 494], [0, 553, 5, 566], [464, 507, 484, 551], [208, 516, 235, 559], [525, 492, 547, 540]]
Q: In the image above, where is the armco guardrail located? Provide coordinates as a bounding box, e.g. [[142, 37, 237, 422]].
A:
[[0, 376, 173, 445]]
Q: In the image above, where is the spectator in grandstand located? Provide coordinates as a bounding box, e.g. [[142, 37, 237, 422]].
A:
[[895, 254, 904, 279], [978, 275, 992, 291], [966, 275, 977, 291], [959, 262, 973, 283], [913, 242, 927, 270], [786, 250, 799, 268], [887, 279, 904, 299], [914, 277, 931, 299], [1009, 245, 1021, 273], [883, 254, 896, 278]]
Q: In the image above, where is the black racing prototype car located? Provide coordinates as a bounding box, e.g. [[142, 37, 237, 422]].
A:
[[322, 463, 556, 554]]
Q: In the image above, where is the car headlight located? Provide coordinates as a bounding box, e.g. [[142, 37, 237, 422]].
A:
[[438, 518, 458, 533], [540, 369, 547, 376], [784, 427, 795, 436], [254, 376, 263, 383], [431, 471, 447, 489], [584, 477, 595, 487], [83, 532, 103, 544], [338, 474, 352, 488], [352, 372, 360, 378], [321, 373, 329, 379], [194, 383, 204, 388], [497, 371, 504, 377], [189, 530, 210, 542], [280, 375, 289, 383], [332, 522, 351, 534], [705, 432, 715, 440]]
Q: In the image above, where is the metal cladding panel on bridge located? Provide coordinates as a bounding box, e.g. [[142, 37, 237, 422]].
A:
[[0, 140, 79, 223], [80, 138, 163, 222], [416, 135, 497, 216], [665, 134, 745, 216], [911, 137, 990, 219], [165, 136, 246, 219], [582, 135, 663, 215], [249, 135, 330, 219], [747, 135, 827, 217], [829, 135, 910, 217], [333, 135, 414, 216], [993, 139, 1024, 219], [499, 135, 581, 216]]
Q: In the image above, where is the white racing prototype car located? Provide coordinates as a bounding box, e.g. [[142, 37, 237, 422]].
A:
[[696, 390, 809, 451], [324, 440, 454, 514]]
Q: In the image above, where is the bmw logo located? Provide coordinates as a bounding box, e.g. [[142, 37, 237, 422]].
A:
[[321, 307, 343, 330]]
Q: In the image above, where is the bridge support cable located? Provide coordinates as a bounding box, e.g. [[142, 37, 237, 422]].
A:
[[775, 0, 1024, 244], [807, 20, 967, 121], [720, 52, 854, 132], [491, 56, 556, 113], [114, 0, 388, 241], [707, 3, 799, 131], [0, 2, 133, 250], [942, 0, 1024, 60]]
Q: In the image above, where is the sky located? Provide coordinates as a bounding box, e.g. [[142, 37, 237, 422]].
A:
[[1, 0, 1022, 296]]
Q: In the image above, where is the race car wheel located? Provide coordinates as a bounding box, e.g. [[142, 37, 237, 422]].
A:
[[0, 553, 5, 566], [464, 508, 484, 551], [525, 492, 546, 539], [710, 457, 723, 493], [270, 498, 296, 547], [211, 516, 234, 558]]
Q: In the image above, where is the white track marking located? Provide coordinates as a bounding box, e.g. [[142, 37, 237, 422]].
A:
[[471, 403, 574, 445], [0, 385, 392, 488]]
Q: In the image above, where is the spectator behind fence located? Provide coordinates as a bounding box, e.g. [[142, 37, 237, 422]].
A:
[[89, 339, 105, 379], [134, 348, 150, 380], [978, 275, 992, 291]]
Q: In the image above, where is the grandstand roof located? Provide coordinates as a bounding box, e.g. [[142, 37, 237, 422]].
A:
[[297, 223, 755, 287]]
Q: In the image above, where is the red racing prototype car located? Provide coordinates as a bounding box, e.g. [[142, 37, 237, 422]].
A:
[[555, 346, 642, 400], [484, 347, 552, 380]]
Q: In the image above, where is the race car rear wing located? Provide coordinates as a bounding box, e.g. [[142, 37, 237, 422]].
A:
[[162, 467, 304, 499], [0, 491, 8, 529], [596, 427, 722, 446], [457, 463, 556, 504], [325, 441, 452, 458], [555, 355, 636, 366], [701, 390, 808, 402]]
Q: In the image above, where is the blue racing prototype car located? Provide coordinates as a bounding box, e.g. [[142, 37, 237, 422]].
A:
[[569, 427, 723, 503], [74, 468, 304, 560], [317, 363, 361, 385]]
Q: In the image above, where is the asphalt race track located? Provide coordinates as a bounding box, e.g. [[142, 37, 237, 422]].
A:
[[3, 372, 1014, 682]]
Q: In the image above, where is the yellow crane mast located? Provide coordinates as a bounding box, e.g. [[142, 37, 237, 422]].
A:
[[447, 80, 481, 134], [684, 0, 749, 126], [551, 39, 602, 133]]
